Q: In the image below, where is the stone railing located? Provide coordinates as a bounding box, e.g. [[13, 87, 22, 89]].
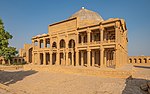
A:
[[68, 48, 74, 52], [104, 40, 115, 43], [78, 43, 88, 46], [90, 41, 100, 44]]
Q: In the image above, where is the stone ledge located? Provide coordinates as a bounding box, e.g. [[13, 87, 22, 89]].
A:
[[24, 65, 133, 78]]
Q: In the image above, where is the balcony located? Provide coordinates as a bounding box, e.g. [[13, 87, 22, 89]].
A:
[[104, 40, 115, 43]]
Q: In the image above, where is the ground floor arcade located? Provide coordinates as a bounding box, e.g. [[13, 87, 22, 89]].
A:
[[31, 47, 126, 68]]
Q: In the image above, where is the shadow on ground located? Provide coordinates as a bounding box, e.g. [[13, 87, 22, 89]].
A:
[[134, 65, 150, 69], [0, 70, 37, 85], [122, 76, 149, 94]]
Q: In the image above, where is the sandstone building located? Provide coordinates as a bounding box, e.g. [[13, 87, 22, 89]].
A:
[[20, 7, 128, 68]]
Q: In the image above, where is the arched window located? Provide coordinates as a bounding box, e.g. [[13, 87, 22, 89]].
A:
[[60, 39, 65, 48], [68, 39, 75, 48], [52, 42, 57, 48], [40, 39, 44, 48]]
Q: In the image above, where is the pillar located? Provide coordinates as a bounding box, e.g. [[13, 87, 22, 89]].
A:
[[81, 51, 84, 66], [75, 50, 79, 66], [100, 48, 104, 67], [92, 51, 95, 66], [100, 28, 104, 42], [66, 51, 68, 65], [43, 38, 46, 48], [43, 52, 46, 65], [115, 47, 120, 68], [87, 50, 91, 66], [104, 49, 107, 67], [56, 52, 60, 65], [92, 33, 94, 42], [50, 52, 52, 65], [71, 52, 74, 66], [32, 52, 34, 64], [38, 39, 40, 49], [81, 35, 84, 45], [38, 52, 40, 65], [87, 29, 91, 43]]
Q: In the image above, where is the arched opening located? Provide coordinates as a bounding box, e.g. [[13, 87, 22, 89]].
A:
[[46, 38, 50, 48], [52, 42, 57, 48], [129, 58, 132, 63], [40, 39, 44, 48], [138, 58, 142, 63], [46, 53, 50, 65], [52, 53, 56, 65], [19, 59, 21, 63], [134, 58, 137, 63], [60, 39, 65, 48], [14, 59, 17, 63], [34, 40, 38, 46], [40, 53, 43, 65], [144, 58, 147, 63], [29, 48, 33, 63], [68, 39, 75, 48], [60, 53, 65, 65]]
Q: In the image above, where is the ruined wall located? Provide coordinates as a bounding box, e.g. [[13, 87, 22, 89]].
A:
[[128, 56, 150, 65]]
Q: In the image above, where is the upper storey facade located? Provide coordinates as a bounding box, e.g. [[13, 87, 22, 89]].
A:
[[30, 8, 128, 68]]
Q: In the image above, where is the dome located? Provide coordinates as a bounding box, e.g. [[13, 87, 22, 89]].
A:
[[69, 7, 104, 21]]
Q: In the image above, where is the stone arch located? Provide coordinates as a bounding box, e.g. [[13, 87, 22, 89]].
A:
[[129, 58, 132, 63], [34, 40, 38, 46], [28, 47, 33, 63], [138, 58, 142, 63], [68, 39, 75, 48], [144, 58, 147, 63], [134, 58, 137, 63], [40, 39, 44, 48], [60, 39, 66, 48], [45, 38, 50, 48], [52, 42, 57, 48]]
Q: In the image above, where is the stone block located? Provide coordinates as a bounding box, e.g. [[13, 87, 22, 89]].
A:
[[140, 84, 148, 91]]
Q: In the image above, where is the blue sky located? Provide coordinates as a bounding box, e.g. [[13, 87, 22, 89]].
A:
[[0, 0, 150, 56]]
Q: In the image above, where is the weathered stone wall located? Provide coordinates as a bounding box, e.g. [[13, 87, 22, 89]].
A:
[[128, 56, 150, 65], [0, 65, 23, 70]]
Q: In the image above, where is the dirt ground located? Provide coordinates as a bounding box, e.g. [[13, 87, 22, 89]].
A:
[[0, 65, 150, 94]]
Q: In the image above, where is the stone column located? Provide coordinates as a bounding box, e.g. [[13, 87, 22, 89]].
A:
[[92, 33, 94, 42], [71, 52, 74, 66], [100, 27, 104, 42], [100, 48, 104, 67], [56, 52, 60, 65], [115, 22, 120, 43], [32, 52, 34, 64], [115, 47, 120, 68], [56, 35, 60, 65], [66, 51, 68, 65], [38, 39, 40, 49], [87, 29, 91, 44], [87, 49, 91, 66], [81, 51, 84, 66], [43, 52, 46, 65], [81, 35, 84, 45], [43, 38, 46, 48], [50, 52, 52, 65], [92, 51, 95, 66], [38, 52, 40, 65], [75, 50, 79, 66], [104, 50, 107, 67]]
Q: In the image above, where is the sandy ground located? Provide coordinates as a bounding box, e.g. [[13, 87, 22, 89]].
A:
[[0, 66, 150, 94]]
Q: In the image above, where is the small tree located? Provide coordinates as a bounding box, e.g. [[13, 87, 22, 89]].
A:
[[0, 18, 18, 64]]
